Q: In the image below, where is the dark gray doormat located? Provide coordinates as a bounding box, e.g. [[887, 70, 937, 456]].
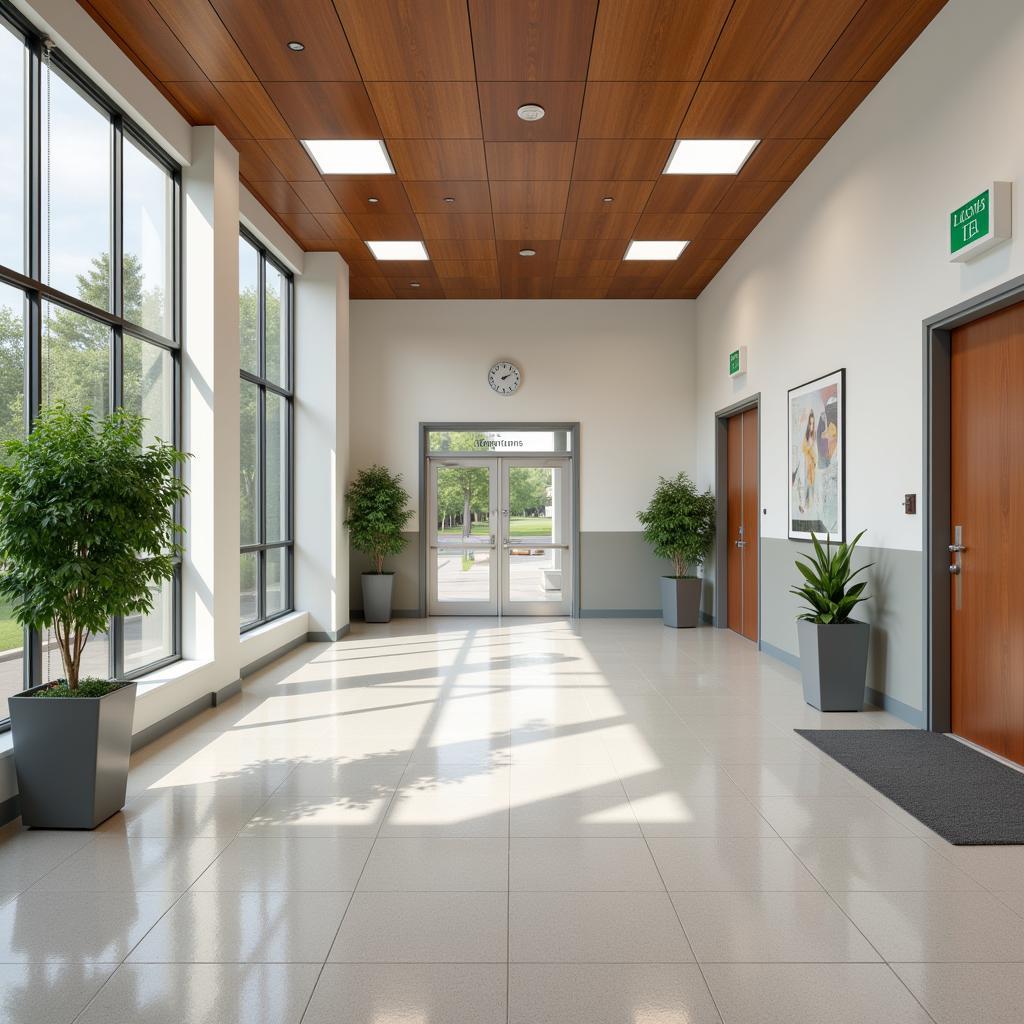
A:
[[795, 729, 1024, 845]]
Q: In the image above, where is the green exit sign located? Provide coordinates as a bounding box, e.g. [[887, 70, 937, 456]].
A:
[[728, 346, 747, 378], [949, 182, 1011, 262]]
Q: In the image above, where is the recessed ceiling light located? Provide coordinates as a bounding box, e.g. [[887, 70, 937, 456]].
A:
[[518, 248, 537, 257], [664, 139, 759, 175], [366, 240, 430, 261], [287, 40, 305, 51], [624, 240, 689, 261], [367, 196, 380, 204], [301, 139, 394, 175], [410, 282, 421, 288], [601, 196, 614, 203], [516, 104, 546, 122], [443, 196, 456, 204]]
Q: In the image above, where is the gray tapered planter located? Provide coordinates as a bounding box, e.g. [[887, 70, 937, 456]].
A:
[[9, 680, 137, 829], [362, 571, 395, 623], [797, 619, 870, 711], [661, 576, 702, 628]]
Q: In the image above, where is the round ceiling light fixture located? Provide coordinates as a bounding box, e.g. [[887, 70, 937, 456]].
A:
[[287, 40, 305, 51], [601, 195, 614, 203], [518, 248, 537, 257], [366, 196, 380, 204], [443, 196, 456, 204], [410, 282, 421, 288], [516, 104, 546, 122]]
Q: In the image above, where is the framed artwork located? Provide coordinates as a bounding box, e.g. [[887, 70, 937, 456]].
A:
[[788, 368, 845, 542]]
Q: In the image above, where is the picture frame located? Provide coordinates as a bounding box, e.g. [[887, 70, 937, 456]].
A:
[[788, 368, 845, 542]]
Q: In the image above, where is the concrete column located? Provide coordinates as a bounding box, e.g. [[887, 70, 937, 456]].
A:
[[181, 126, 241, 685], [294, 252, 351, 641]]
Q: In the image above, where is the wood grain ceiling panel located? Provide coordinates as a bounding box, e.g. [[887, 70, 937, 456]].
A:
[[290, 181, 343, 214], [366, 82, 482, 139], [257, 140, 322, 181], [571, 140, 671, 180], [208, 0, 360, 81], [263, 82, 380, 139], [388, 140, 488, 180], [351, 277, 396, 298], [81, 0, 949, 298], [704, 0, 864, 81], [415, 213, 496, 240], [490, 180, 570, 214], [390, 276, 445, 299], [478, 83, 585, 142], [403, 181, 493, 214], [565, 179, 655, 213], [644, 176, 733, 214], [376, 261, 441, 279], [588, 0, 732, 81], [469, 0, 599, 81], [83, 0, 206, 81], [326, 178, 414, 214], [213, 82, 291, 138], [679, 83, 801, 138], [493, 213, 564, 240], [163, 81, 253, 139], [485, 143, 576, 180], [579, 83, 696, 139], [148, 0, 254, 80], [332, 0, 475, 81]]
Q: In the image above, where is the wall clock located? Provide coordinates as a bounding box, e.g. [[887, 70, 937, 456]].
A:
[[488, 361, 521, 395]]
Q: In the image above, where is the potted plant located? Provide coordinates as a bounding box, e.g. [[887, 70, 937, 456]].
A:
[[0, 405, 188, 828], [638, 472, 716, 628], [791, 531, 872, 711], [344, 465, 413, 623]]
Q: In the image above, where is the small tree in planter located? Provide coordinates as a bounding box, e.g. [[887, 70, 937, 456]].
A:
[[638, 472, 716, 628], [344, 465, 413, 623], [790, 531, 872, 711], [0, 404, 188, 828]]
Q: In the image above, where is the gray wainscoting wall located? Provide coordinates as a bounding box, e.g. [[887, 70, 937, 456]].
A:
[[760, 538, 925, 725]]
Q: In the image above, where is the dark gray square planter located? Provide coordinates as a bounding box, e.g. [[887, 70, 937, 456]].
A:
[[660, 576, 702, 628], [361, 572, 395, 623], [9, 680, 137, 829], [796, 619, 871, 712]]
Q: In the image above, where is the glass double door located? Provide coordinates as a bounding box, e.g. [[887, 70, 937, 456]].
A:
[[428, 457, 572, 616]]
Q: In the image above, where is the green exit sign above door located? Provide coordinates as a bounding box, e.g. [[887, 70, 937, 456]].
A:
[[729, 346, 747, 378], [949, 182, 1011, 262]]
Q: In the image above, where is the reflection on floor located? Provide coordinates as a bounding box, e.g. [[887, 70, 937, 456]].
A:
[[1, 618, 1023, 1023]]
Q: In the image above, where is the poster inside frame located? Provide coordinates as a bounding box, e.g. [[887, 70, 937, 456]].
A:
[[787, 368, 845, 542]]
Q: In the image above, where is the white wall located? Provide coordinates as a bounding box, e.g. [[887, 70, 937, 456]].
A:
[[695, 0, 1024, 549], [350, 299, 696, 531]]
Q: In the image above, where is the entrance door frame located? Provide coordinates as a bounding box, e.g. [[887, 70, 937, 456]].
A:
[[418, 422, 581, 618], [712, 395, 761, 641], [923, 272, 1024, 733]]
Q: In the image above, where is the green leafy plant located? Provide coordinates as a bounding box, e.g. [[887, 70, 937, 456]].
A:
[[791, 531, 871, 624], [344, 465, 413, 574], [637, 472, 716, 579], [0, 404, 188, 691]]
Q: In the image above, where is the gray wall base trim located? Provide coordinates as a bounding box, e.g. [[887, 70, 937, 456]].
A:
[[760, 640, 801, 670], [579, 609, 661, 618], [241, 635, 309, 677], [306, 624, 351, 643], [0, 793, 19, 829], [350, 609, 420, 621], [130, 692, 212, 753], [213, 678, 242, 705], [866, 686, 926, 728]]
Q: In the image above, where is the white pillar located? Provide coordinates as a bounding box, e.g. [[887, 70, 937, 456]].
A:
[[181, 126, 241, 687], [294, 252, 351, 640]]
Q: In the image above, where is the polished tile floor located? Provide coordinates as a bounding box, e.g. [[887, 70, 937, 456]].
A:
[[2, 618, 1024, 1023]]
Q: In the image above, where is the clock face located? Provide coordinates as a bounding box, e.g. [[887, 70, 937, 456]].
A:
[[488, 361, 521, 395]]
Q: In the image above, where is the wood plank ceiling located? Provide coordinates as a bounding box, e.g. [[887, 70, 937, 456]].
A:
[[81, 0, 948, 299]]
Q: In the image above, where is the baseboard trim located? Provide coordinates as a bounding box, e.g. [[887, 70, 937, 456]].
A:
[[130, 692, 213, 752], [350, 610, 420, 620], [760, 640, 801, 670], [213, 678, 242, 704], [866, 685, 926, 728], [306, 624, 352, 643], [579, 609, 661, 618]]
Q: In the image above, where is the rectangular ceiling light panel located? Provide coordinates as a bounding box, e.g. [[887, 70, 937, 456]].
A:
[[624, 240, 689, 261], [664, 139, 759, 175], [366, 240, 430, 261], [301, 139, 395, 175]]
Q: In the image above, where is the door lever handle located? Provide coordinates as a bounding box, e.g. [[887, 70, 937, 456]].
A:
[[735, 539, 746, 548]]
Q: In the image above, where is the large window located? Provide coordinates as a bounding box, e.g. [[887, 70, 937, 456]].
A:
[[239, 232, 293, 630], [0, 6, 181, 725]]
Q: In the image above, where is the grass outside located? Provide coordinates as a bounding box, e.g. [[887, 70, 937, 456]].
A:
[[439, 516, 551, 539], [0, 600, 21, 652]]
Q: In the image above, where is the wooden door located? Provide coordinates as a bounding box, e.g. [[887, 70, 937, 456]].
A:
[[951, 302, 1024, 764], [726, 407, 759, 642]]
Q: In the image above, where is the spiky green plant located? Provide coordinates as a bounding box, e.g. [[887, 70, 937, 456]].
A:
[[791, 530, 871, 624]]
